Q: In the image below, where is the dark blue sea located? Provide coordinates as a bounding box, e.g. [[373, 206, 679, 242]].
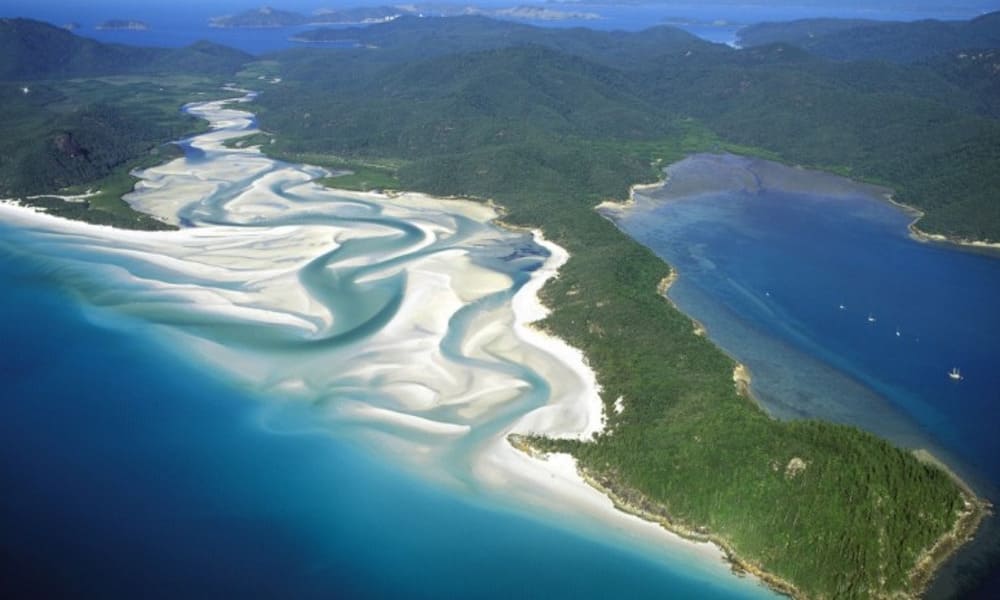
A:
[[605, 154, 1000, 598]]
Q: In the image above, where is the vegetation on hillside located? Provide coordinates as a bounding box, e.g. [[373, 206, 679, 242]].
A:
[[0, 20, 252, 228], [0, 18, 251, 80], [738, 11, 1000, 63]]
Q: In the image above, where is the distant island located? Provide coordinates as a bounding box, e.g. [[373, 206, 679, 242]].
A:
[[312, 6, 407, 25], [736, 12, 1000, 62], [662, 16, 740, 28], [95, 20, 149, 31], [209, 5, 406, 28], [493, 6, 600, 21], [210, 6, 309, 28], [212, 4, 600, 29]]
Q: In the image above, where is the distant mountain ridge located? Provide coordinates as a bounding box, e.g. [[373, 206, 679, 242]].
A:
[[0, 18, 252, 80], [288, 15, 716, 69], [738, 10, 1000, 63], [95, 20, 149, 31], [211, 4, 602, 29], [209, 5, 426, 28], [210, 6, 311, 28]]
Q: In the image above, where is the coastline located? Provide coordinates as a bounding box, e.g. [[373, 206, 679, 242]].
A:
[[575, 464, 802, 599], [909, 450, 993, 596], [880, 192, 1000, 252], [525, 155, 992, 598], [507, 184, 801, 596], [479, 222, 758, 582], [595, 179, 666, 215]]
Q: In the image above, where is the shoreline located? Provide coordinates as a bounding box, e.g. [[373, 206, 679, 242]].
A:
[[595, 179, 666, 214], [575, 464, 802, 599], [481, 222, 757, 581], [909, 450, 993, 596], [880, 192, 1000, 252], [545, 155, 992, 597], [513, 394, 990, 600]]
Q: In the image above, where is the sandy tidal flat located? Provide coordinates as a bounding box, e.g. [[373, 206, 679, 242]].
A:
[[0, 94, 754, 588]]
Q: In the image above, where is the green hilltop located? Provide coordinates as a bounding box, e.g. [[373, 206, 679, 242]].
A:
[[737, 10, 1000, 63], [0, 18, 251, 80]]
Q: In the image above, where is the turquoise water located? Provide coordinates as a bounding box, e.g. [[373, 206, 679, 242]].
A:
[[0, 102, 776, 597], [604, 153, 1000, 596]]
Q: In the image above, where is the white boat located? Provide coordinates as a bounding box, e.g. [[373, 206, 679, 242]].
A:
[[895, 328, 901, 337], [867, 313, 876, 323], [949, 367, 963, 381]]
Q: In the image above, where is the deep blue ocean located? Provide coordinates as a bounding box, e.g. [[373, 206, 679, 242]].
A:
[[0, 238, 773, 598], [606, 154, 1000, 598]]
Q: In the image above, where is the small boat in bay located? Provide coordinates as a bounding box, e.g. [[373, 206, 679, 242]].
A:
[[949, 367, 963, 381], [867, 313, 876, 323]]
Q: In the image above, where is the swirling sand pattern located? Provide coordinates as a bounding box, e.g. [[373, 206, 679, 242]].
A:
[[0, 94, 769, 588]]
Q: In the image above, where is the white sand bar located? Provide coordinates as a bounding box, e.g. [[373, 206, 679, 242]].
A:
[[0, 92, 750, 588]]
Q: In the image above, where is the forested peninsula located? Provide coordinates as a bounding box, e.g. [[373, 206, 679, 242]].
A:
[[2, 15, 998, 598]]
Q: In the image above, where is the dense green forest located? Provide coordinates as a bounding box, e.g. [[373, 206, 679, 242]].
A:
[[738, 11, 1000, 63], [1, 15, 995, 597]]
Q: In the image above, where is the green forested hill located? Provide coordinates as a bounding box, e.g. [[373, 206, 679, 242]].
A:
[[0, 18, 251, 79], [286, 15, 721, 69], [735, 17, 882, 47], [927, 49, 1000, 118], [738, 11, 1000, 63]]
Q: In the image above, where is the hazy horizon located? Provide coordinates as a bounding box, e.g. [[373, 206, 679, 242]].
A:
[[5, 0, 998, 17]]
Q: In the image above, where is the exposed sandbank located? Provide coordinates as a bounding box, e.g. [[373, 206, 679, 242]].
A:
[[1, 95, 755, 589]]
